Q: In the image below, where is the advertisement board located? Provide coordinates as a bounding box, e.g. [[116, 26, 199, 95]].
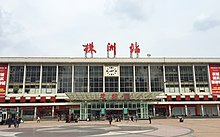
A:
[[0, 64, 8, 96], [209, 64, 220, 94]]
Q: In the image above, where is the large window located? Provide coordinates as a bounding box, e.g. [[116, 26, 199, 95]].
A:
[[150, 66, 164, 92], [74, 66, 88, 92], [180, 66, 194, 93], [58, 66, 72, 93], [8, 66, 24, 94], [120, 66, 133, 92], [105, 77, 118, 92], [135, 66, 149, 92], [195, 66, 209, 93], [25, 66, 40, 94], [42, 66, 56, 94], [165, 66, 179, 93], [89, 66, 103, 92]]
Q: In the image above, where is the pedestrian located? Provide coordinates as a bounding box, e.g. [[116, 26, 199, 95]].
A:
[[37, 116, 41, 123], [13, 117, 17, 128], [17, 117, 22, 127], [131, 115, 134, 122], [148, 116, 151, 124], [108, 115, 112, 125], [7, 117, 12, 128]]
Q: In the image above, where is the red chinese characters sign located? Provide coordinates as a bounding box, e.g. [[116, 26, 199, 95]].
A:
[[209, 64, 220, 94], [107, 42, 116, 58], [99, 93, 130, 100], [0, 64, 8, 96], [129, 42, 140, 58], [82, 42, 96, 58]]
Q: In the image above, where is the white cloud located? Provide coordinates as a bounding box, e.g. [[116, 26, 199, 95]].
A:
[[193, 14, 220, 31]]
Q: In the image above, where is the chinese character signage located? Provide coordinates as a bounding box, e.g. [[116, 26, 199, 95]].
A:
[[129, 42, 140, 58], [82, 42, 96, 58], [107, 42, 116, 58], [209, 64, 220, 94], [0, 64, 8, 96]]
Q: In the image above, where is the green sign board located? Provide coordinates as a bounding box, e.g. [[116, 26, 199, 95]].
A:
[[123, 108, 128, 114], [101, 108, 105, 114]]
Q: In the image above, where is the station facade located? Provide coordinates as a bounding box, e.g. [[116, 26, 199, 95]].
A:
[[0, 57, 220, 121]]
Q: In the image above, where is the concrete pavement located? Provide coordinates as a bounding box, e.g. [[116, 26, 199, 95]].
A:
[[0, 118, 219, 137]]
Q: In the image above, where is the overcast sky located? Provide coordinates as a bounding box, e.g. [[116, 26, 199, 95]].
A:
[[0, 0, 220, 58]]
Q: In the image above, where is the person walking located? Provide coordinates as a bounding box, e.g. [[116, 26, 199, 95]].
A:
[[37, 116, 41, 123], [7, 117, 12, 128], [148, 116, 151, 124], [108, 115, 113, 125]]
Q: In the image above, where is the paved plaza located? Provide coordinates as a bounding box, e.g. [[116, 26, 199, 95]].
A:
[[0, 118, 220, 137]]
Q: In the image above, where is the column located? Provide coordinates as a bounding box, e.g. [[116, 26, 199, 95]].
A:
[[217, 104, 220, 116], [153, 105, 156, 117], [207, 64, 212, 94], [39, 64, 42, 94], [163, 64, 166, 93], [185, 105, 188, 116], [201, 105, 204, 116], [22, 64, 26, 95], [55, 64, 59, 94], [20, 110, 23, 118], [52, 106, 55, 118], [103, 65, 105, 92], [118, 65, 120, 92], [16, 107, 19, 117], [192, 65, 197, 93], [133, 64, 136, 92], [34, 107, 37, 119], [178, 64, 182, 94], [72, 65, 74, 93], [148, 64, 151, 92], [88, 65, 90, 92], [168, 105, 172, 117]]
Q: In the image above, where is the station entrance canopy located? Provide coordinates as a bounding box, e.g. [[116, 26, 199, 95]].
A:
[[65, 92, 162, 102]]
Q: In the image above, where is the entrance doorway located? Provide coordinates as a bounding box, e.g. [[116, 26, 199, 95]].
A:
[[106, 109, 123, 121]]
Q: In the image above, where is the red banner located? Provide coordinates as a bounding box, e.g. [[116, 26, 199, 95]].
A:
[[209, 64, 220, 94], [30, 97, 36, 102], [10, 97, 16, 102], [0, 64, 8, 96]]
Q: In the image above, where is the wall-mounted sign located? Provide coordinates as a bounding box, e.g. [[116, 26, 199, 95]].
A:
[[209, 64, 220, 94], [104, 66, 119, 77], [0, 64, 8, 96]]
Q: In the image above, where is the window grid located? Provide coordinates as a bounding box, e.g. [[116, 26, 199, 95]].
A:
[[150, 66, 164, 92], [89, 66, 103, 92], [180, 66, 194, 92], [195, 66, 209, 92], [135, 66, 148, 92], [165, 66, 179, 93], [120, 66, 133, 92], [74, 66, 88, 92], [58, 66, 72, 93]]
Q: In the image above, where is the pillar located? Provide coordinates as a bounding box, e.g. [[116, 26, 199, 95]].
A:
[[16, 107, 19, 117], [185, 105, 188, 116], [201, 105, 204, 116], [217, 104, 220, 116], [52, 106, 55, 118], [153, 105, 156, 117], [168, 105, 172, 117], [34, 107, 37, 119]]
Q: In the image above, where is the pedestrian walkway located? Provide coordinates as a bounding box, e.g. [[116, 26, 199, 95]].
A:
[[0, 118, 220, 137]]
